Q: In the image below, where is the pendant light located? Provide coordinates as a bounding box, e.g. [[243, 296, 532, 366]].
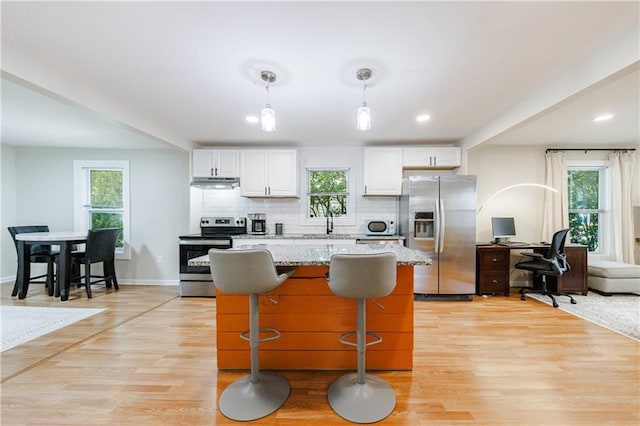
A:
[[261, 70, 276, 132], [356, 68, 372, 131]]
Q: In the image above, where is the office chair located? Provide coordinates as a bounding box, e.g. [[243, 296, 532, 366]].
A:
[[515, 228, 576, 308]]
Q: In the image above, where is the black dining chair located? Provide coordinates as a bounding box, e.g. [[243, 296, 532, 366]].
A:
[[68, 228, 121, 299], [8, 225, 58, 297]]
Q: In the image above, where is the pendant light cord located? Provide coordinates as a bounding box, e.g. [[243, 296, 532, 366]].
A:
[[362, 82, 367, 106], [265, 84, 271, 108]]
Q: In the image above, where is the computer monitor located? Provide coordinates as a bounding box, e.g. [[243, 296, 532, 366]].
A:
[[491, 217, 516, 243]]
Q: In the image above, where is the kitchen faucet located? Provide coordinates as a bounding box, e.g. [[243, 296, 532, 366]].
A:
[[326, 211, 333, 235]]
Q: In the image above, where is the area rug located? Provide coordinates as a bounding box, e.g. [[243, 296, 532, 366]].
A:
[[527, 292, 640, 341], [1, 306, 106, 352]]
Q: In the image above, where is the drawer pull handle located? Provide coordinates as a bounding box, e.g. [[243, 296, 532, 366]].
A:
[[492, 280, 498, 284], [492, 258, 498, 262]]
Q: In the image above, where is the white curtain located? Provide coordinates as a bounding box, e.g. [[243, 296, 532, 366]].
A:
[[609, 151, 636, 263], [542, 151, 569, 241]]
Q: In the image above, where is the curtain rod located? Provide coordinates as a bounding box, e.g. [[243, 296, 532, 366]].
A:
[[545, 148, 636, 153]]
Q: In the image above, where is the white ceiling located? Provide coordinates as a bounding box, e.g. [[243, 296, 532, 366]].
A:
[[1, 1, 639, 152]]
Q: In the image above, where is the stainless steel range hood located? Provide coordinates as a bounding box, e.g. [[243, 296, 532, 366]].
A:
[[190, 176, 240, 189]]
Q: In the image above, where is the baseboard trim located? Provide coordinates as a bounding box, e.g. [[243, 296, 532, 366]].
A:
[[0, 277, 179, 286]]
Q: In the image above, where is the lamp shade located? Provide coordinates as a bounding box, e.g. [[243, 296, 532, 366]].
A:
[[261, 106, 276, 132], [357, 104, 371, 131]]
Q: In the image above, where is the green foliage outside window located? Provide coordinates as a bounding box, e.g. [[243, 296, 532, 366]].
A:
[[309, 170, 348, 218], [568, 169, 600, 251], [91, 170, 123, 208], [90, 170, 124, 248]]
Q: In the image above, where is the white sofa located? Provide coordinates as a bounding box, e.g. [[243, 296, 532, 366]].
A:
[[587, 260, 640, 295]]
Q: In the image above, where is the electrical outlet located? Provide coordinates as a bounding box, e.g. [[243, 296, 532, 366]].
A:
[[156, 255, 163, 264]]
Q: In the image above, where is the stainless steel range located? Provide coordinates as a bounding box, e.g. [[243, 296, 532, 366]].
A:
[[178, 216, 246, 297]]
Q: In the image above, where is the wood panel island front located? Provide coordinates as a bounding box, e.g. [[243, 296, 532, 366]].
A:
[[189, 243, 430, 371]]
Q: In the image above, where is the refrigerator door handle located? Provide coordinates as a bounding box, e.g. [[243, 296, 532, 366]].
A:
[[439, 199, 445, 253], [434, 203, 440, 253]]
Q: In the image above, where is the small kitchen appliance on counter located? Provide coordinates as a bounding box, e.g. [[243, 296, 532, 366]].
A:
[[248, 213, 267, 235], [178, 216, 246, 297], [365, 219, 396, 236]]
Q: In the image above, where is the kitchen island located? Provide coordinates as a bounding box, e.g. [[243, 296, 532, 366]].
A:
[[189, 243, 430, 370]]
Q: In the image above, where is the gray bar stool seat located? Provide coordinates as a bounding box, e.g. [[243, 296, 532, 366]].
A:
[[326, 252, 397, 424], [209, 248, 295, 422]]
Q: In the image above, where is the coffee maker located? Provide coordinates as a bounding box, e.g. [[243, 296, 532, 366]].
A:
[[247, 213, 267, 235]]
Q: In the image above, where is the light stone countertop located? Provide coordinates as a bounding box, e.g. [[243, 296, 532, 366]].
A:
[[189, 243, 430, 267], [233, 234, 404, 240]]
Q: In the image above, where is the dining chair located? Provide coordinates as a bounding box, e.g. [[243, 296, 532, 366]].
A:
[[69, 228, 121, 298], [8, 225, 58, 297]]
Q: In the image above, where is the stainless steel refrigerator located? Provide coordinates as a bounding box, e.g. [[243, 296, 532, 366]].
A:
[[399, 173, 477, 299]]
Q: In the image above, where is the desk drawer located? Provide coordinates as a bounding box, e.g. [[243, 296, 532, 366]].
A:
[[478, 250, 509, 270], [478, 272, 508, 293]]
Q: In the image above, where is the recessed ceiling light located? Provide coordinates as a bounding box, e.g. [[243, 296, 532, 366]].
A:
[[245, 115, 259, 124], [416, 114, 431, 122], [593, 114, 613, 122]]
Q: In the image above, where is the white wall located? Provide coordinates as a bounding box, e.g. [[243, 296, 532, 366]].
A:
[[1, 145, 18, 280], [468, 144, 547, 243], [1, 146, 190, 284]]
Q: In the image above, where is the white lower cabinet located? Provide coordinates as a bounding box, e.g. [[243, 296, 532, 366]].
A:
[[294, 239, 356, 245], [233, 238, 295, 247]]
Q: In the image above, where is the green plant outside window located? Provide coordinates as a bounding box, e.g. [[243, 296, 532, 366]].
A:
[[568, 169, 601, 252], [308, 170, 348, 218], [89, 170, 124, 248]]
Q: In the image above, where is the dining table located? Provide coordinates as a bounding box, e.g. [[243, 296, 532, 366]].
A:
[[15, 231, 88, 302]]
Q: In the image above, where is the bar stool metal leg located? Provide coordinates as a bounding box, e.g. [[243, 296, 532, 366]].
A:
[[218, 293, 290, 421], [327, 299, 396, 423]]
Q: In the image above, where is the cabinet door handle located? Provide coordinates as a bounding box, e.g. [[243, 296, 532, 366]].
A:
[[214, 167, 218, 176], [492, 258, 498, 263], [211, 168, 214, 176]]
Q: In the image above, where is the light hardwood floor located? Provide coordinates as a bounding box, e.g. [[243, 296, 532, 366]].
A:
[[1, 283, 638, 425]]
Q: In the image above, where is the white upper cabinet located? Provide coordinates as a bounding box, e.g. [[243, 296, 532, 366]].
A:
[[402, 146, 461, 169], [192, 149, 240, 178], [363, 147, 403, 196], [240, 149, 298, 197]]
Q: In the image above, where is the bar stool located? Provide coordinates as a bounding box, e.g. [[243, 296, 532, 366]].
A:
[[326, 252, 397, 424], [208, 248, 295, 422]]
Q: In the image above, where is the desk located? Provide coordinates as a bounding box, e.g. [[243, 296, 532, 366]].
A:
[[476, 243, 587, 296], [15, 232, 87, 302]]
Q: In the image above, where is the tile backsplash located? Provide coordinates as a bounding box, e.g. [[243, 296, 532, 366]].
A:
[[197, 187, 398, 235]]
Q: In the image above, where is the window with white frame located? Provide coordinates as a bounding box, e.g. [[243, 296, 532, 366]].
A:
[[308, 169, 349, 218], [567, 163, 609, 253], [73, 160, 130, 259]]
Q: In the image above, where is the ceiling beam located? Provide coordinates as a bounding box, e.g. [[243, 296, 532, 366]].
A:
[[461, 24, 640, 152], [1, 47, 193, 151]]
